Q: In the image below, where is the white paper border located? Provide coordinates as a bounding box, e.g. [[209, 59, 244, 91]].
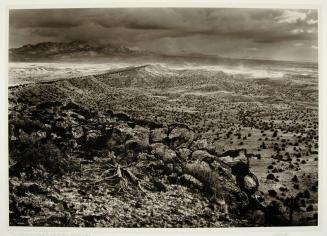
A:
[[1, 1, 326, 236]]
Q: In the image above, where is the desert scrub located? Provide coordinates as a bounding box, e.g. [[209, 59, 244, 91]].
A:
[[9, 117, 47, 135], [9, 138, 79, 179], [183, 161, 223, 198]]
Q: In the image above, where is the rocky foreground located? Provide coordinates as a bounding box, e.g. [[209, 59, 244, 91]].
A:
[[9, 98, 254, 227]]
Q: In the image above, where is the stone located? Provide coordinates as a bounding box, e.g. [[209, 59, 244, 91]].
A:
[[150, 128, 168, 143], [107, 123, 133, 147], [50, 133, 61, 140], [71, 126, 84, 139], [191, 150, 216, 163], [179, 174, 203, 189], [151, 143, 176, 162], [30, 130, 47, 141], [169, 127, 195, 148], [37, 130, 47, 138], [191, 139, 209, 151], [177, 148, 191, 160], [55, 203, 65, 212], [131, 125, 150, 147], [243, 174, 259, 191]]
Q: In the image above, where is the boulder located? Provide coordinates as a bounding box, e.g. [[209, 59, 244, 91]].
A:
[[241, 173, 259, 195], [168, 127, 195, 148], [150, 128, 168, 143], [179, 174, 204, 189], [123, 126, 150, 158], [190, 139, 214, 152], [107, 123, 134, 147], [191, 150, 216, 163], [219, 151, 248, 166], [150, 143, 176, 162], [132, 125, 150, 146], [177, 148, 191, 160]]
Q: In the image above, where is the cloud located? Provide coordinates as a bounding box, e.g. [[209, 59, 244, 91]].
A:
[[276, 10, 307, 23], [9, 9, 84, 28], [10, 8, 317, 44], [291, 28, 304, 34], [307, 19, 318, 25], [9, 8, 318, 62]]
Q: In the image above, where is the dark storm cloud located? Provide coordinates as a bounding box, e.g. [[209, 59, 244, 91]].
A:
[[253, 30, 316, 44], [9, 8, 318, 61], [9, 9, 84, 28], [95, 20, 172, 30]]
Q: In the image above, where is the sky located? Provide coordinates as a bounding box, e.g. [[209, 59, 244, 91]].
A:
[[9, 8, 318, 62]]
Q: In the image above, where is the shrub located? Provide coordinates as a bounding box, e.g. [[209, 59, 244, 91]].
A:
[[184, 161, 223, 198], [10, 139, 79, 179], [10, 117, 45, 135]]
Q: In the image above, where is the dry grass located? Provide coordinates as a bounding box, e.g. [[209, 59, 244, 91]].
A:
[[184, 161, 223, 198]]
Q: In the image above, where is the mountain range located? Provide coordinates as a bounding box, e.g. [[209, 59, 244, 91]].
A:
[[10, 41, 310, 66], [9, 41, 225, 62], [9, 41, 153, 62]]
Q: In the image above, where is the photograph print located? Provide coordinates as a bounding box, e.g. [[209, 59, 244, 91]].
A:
[[8, 7, 318, 227]]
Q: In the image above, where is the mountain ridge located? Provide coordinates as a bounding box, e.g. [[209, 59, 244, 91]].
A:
[[9, 41, 316, 65], [9, 40, 150, 61]]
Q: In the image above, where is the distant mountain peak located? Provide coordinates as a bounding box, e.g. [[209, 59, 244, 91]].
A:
[[9, 41, 146, 62]]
